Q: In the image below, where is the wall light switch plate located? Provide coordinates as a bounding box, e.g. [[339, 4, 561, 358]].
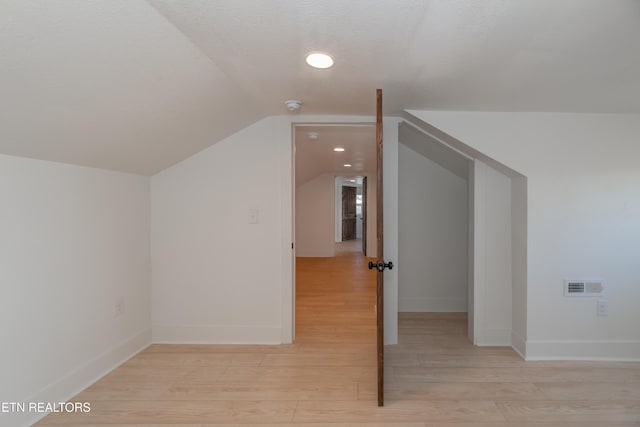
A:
[[248, 208, 259, 224]]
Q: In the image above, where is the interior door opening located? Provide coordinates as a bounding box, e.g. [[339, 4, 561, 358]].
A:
[[291, 89, 386, 406], [291, 120, 379, 400], [396, 119, 526, 351], [292, 123, 377, 336]]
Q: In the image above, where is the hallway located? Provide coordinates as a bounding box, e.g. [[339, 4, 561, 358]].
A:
[[295, 238, 377, 347]]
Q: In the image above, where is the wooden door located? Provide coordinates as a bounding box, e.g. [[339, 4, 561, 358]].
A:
[[362, 176, 367, 255], [341, 186, 357, 241], [374, 88, 386, 407]]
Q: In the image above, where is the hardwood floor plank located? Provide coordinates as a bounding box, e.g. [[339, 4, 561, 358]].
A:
[[35, 400, 297, 425], [59, 425, 203, 427], [422, 423, 640, 427], [261, 352, 375, 367], [162, 382, 358, 401], [203, 424, 425, 427], [293, 400, 505, 423], [391, 366, 640, 383], [216, 366, 369, 383], [124, 352, 265, 367], [496, 400, 640, 423], [535, 382, 640, 401], [358, 382, 547, 401]]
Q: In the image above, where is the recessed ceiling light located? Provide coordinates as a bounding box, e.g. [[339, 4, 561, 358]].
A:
[[349, 179, 356, 182], [344, 164, 352, 167], [333, 147, 345, 152], [307, 132, 319, 140], [306, 52, 334, 69]]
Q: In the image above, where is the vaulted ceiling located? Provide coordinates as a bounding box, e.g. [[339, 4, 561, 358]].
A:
[[1, 0, 639, 175]]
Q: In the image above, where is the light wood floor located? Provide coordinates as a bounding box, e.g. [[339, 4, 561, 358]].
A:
[[36, 239, 640, 426]]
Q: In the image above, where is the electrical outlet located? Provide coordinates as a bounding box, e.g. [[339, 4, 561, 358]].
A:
[[115, 297, 125, 317], [597, 299, 608, 317]]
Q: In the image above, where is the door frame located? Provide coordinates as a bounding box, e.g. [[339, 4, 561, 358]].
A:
[[289, 121, 377, 342]]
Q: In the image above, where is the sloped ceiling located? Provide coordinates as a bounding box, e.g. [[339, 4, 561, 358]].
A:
[[1, 0, 639, 175]]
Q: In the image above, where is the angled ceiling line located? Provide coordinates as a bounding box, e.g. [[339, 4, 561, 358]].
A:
[[144, 0, 267, 116]]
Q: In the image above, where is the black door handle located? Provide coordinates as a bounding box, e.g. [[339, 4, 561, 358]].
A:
[[368, 261, 393, 272]]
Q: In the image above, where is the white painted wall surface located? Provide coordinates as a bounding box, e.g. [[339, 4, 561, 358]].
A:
[[296, 174, 335, 257], [152, 117, 288, 344], [364, 173, 378, 258], [151, 115, 388, 345], [356, 185, 363, 239], [383, 117, 402, 345], [408, 111, 640, 360], [511, 174, 528, 355], [398, 143, 468, 312], [473, 160, 513, 346], [334, 178, 343, 242], [0, 155, 151, 427]]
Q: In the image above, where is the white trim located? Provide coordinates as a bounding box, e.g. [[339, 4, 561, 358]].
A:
[[473, 159, 487, 346], [525, 339, 640, 361], [152, 325, 282, 344], [287, 116, 378, 345], [21, 329, 150, 427], [280, 118, 294, 344]]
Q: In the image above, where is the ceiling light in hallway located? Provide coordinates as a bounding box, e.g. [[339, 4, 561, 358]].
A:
[[305, 52, 334, 69], [333, 147, 345, 152]]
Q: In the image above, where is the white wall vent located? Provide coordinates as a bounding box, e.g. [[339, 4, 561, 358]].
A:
[[564, 279, 604, 297]]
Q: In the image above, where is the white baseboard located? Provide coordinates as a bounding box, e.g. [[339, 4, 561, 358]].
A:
[[18, 329, 151, 427], [398, 297, 467, 312], [525, 339, 640, 361], [152, 324, 282, 344]]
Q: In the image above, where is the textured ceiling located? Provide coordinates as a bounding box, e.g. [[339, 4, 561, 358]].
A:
[[295, 125, 376, 187], [1, 0, 639, 175]]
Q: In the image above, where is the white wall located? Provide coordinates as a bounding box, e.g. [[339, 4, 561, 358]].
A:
[[398, 142, 468, 312], [151, 114, 399, 346], [383, 117, 401, 345], [152, 117, 290, 344], [511, 174, 528, 355], [356, 185, 363, 239], [408, 110, 640, 360], [0, 154, 151, 427], [296, 174, 335, 257], [365, 174, 378, 258], [472, 159, 513, 346]]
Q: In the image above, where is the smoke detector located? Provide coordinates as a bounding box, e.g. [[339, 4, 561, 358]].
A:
[[285, 100, 302, 112]]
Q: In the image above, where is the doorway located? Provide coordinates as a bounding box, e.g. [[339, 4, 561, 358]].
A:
[[396, 120, 526, 349], [334, 176, 365, 246], [342, 185, 357, 241], [292, 124, 377, 346]]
